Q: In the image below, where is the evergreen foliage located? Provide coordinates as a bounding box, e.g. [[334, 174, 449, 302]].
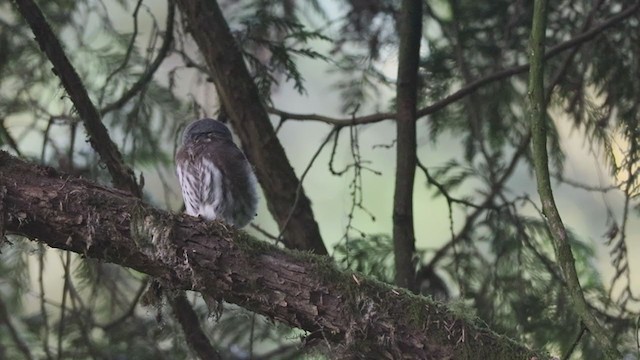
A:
[[0, 0, 638, 358]]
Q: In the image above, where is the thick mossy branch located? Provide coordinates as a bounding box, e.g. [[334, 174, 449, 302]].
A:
[[526, 1, 620, 358], [0, 152, 546, 359]]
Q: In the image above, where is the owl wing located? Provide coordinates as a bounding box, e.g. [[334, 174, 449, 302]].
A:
[[210, 143, 258, 227], [176, 138, 258, 227]]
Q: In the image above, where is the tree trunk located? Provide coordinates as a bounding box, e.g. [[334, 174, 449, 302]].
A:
[[174, 0, 327, 255], [393, 0, 422, 291]]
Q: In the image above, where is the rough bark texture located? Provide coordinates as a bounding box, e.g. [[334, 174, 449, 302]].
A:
[[393, 0, 422, 291], [0, 152, 546, 359], [12, 3, 220, 356], [174, 0, 326, 255]]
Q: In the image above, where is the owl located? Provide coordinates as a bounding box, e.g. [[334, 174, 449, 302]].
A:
[[176, 118, 258, 228]]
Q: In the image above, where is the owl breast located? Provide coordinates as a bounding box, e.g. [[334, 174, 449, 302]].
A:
[[176, 137, 258, 228]]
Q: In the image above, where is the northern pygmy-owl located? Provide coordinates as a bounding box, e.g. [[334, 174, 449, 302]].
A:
[[176, 118, 258, 228]]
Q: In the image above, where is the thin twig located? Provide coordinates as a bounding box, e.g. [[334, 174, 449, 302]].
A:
[[100, 278, 149, 331], [56, 251, 71, 360], [276, 127, 338, 242], [13, 0, 141, 196], [426, 132, 531, 270], [561, 325, 587, 360], [13, 2, 222, 358], [97, 0, 144, 107], [416, 160, 482, 209], [38, 244, 53, 360], [0, 118, 23, 157], [249, 223, 279, 242], [100, 1, 175, 115], [0, 296, 33, 360], [266, 1, 640, 126]]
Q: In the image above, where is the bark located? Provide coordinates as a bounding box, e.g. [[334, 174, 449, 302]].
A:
[[526, 0, 620, 358], [393, 0, 422, 291], [174, 0, 326, 255], [12, 1, 217, 356], [0, 152, 546, 359], [13, 0, 141, 198]]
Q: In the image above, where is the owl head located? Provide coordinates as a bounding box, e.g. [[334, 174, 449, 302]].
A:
[[182, 118, 232, 145]]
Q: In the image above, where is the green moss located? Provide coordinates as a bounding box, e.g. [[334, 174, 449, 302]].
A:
[[446, 298, 477, 323], [156, 221, 549, 359], [232, 230, 280, 256], [129, 203, 153, 250]]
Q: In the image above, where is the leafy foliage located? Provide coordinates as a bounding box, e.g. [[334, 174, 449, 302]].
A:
[[0, 0, 639, 359], [334, 234, 395, 284]]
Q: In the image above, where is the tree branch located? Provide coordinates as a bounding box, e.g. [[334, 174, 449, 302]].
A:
[[526, 1, 620, 358], [0, 118, 23, 157], [424, 132, 531, 270], [12, 1, 219, 356], [267, 1, 640, 126], [0, 151, 547, 359], [100, 1, 175, 116], [13, 0, 141, 197], [169, 293, 221, 360], [424, 0, 614, 273], [393, 0, 422, 291], [174, 0, 327, 254]]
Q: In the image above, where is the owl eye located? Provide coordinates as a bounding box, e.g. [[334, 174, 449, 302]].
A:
[[212, 129, 231, 139]]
